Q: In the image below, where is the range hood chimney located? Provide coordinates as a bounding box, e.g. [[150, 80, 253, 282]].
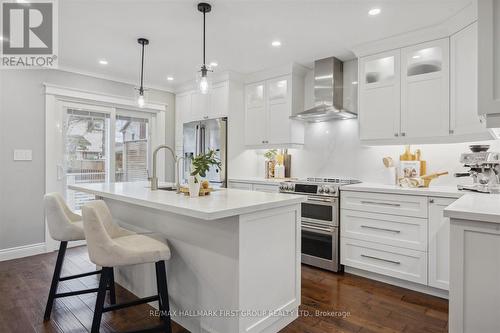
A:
[[291, 57, 357, 122]]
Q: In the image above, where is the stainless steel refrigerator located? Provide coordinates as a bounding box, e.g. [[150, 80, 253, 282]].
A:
[[182, 117, 227, 187]]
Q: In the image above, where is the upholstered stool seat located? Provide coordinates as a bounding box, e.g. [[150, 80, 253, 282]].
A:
[[83, 200, 172, 333], [43, 193, 117, 321]]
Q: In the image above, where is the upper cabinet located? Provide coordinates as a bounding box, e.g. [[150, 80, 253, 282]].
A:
[[244, 70, 305, 148], [358, 12, 495, 144], [401, 39, 450, 139], [477, 0, 500, 128], [359, 50, 401, 140], [188, 81, 229, 122]]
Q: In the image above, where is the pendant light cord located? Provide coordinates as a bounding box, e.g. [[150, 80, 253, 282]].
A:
[[140, 42, 145, 94], [202, 10, 206, 66]]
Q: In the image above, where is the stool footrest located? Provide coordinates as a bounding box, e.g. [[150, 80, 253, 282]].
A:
[[54, 288, 100, 298], [103, 295, 159, 313], [59, 270, 102, 281]]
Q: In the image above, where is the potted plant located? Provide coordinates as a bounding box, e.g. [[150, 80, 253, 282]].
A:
[[188, 150, 221, 197]]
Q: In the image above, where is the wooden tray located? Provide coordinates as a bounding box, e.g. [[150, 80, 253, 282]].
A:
[[179, 187, 213, 196]]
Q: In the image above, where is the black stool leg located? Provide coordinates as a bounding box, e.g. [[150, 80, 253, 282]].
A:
[[155, 261, 172, 333], [91, 267, 112, 333], [108, 268, 116, 305], [44, 241, 68, 321]]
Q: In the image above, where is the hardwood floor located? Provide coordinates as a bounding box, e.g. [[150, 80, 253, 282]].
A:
[[0, 246, 448, 333]]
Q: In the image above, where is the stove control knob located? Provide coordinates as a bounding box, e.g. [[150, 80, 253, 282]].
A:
[[324, 187, 330, 194], [289, 184, 294, 191], [318, 187, 324, 193]]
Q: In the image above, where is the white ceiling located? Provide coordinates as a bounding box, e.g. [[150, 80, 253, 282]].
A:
[[59, 0, 472, 91]]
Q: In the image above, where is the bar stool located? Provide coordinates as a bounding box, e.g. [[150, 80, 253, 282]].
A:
[[43, 193, 117, 321], [82, 200, 172, 333]]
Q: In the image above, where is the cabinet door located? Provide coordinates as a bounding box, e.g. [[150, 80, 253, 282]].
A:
[[191, 91, 210, 121], [267, 76, 289, 105], [175, 93, 191, 145], [450, 23, 486, 136], [428, 197, 455, 290], [228, 182, 253, 191], [401, 39, 450, 139], [245, 83, 267, 146], [209, 82, 229, 119], [266, 76, 291, 144], [245, 82, 265, 109], [477, 0, 500, 124], [253, 184, 280, 193], [359, 50, 401, 140]]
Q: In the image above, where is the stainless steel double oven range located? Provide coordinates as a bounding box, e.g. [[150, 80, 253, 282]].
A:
[[280, 178, 361, 272]]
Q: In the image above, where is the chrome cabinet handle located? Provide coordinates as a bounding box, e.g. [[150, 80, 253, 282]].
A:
[[401, 132, 406, 137], [449, 129, 454, 135], [429, 199, 435, 204], [361, 225, 401, 233], [360, 200, 401, 207], [361, 254, 401, 265], [394, 133, 399, 137]]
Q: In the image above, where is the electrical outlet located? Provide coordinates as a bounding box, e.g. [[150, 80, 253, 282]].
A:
[[13, 149, 32, 161]]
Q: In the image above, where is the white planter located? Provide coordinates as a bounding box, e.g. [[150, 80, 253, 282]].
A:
[[188, 176, 201, 197]]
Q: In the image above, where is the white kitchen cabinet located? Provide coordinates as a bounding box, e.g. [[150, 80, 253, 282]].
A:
[[175, 92, 191, 146], [244, 74, 304, 148], [428, 197, 454, 290], [450, 23, 488, 137], [228, 180, 280, 193], [190, 90, 210, 121], [244, 82, 267, 146], [478, 0, 500, 128], [209, 81, 229, 119], [359, 50, 401, 140], [401, 38, 450, 139]]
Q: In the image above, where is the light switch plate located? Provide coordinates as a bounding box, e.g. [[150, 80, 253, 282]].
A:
[[13, 149, 32, 161]]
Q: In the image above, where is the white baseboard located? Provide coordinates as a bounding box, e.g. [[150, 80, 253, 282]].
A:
[[345, 266, 449, 299], [0, 242, 47, 262]]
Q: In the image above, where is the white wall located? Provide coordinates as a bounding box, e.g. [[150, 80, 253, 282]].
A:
[[0, 69, 174, 250], [228, 67, 500, 186]]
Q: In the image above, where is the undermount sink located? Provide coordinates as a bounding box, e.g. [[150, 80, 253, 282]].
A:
[[157, 186, 177, 191]]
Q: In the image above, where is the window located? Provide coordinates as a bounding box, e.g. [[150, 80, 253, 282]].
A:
[[63, 107, 153, 210]]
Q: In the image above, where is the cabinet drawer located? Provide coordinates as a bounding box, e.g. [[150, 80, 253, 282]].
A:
[[341, 237, 427, 284], [341, 191, 428, 218], [252, 184, 279, 193], [341, 210, 427, 251], [228, 182, 253, 191]]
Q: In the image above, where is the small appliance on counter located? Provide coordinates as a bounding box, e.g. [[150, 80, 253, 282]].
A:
[[279, 177, 361, 272], [455, 145, 500, 193]]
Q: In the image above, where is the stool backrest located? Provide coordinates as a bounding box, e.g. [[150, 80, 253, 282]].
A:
[[44, 192, 81, 241], [82, 200, 124, 266]]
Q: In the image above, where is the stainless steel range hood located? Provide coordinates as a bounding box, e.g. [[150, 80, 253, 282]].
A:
[[291, 57, 357, 122]]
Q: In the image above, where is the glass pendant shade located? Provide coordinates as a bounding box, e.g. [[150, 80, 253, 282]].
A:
[[197, 67, 212, 95], [137, 93, 145, 108]]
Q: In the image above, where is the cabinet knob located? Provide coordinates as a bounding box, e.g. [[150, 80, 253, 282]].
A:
[[394, 133, 399, 137], [429, 199, 435, 204], [449, 129, 454, 135], [401, 132, 406, 137]]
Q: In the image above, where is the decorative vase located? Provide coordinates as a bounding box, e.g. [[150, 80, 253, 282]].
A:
[[188, 176, 201, 197]]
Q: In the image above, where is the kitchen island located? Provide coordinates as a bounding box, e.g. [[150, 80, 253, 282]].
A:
[[444, 194, 500, 333], [69, 182, 305, 333]]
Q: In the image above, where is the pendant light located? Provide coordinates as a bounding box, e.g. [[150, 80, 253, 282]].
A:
[[197, 2, 212, 95], [137, 37, 149, 108]]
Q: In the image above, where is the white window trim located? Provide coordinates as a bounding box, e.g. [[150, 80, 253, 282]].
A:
[[44, 84, 167, 251]]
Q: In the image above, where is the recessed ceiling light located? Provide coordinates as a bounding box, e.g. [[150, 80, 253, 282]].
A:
[[368, 8, 381, 16], [209, 61, 218, 67], [352, 81, 358, 85], [412, 55, 421, 59], [167, 76, 174, 81], [98, 59, 108, 65], [271, 40, 281, 47]]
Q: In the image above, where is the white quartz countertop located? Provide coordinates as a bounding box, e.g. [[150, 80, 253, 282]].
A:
[[444, 194, 500, 224], [340, 182, 465, 198], [69, 182, 305, 220]]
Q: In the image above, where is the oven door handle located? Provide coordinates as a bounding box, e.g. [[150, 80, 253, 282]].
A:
[[302, 223, 334, 234], [307, 197, 335, 203]]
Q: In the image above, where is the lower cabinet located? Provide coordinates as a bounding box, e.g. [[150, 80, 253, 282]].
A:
[[341, 190, 456, 292], [341, 237, 428, 284], [428, 197, 454, 290], [228, 181, 280, 193]]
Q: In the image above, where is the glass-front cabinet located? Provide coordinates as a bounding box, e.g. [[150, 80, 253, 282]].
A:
[[359, 50, 401, 140]]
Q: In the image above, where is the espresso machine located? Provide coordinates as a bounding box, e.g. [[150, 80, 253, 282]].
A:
[[455, 145, 500, 193]]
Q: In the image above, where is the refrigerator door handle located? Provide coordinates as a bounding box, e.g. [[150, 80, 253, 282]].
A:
[[201, 125, 206, 154]]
